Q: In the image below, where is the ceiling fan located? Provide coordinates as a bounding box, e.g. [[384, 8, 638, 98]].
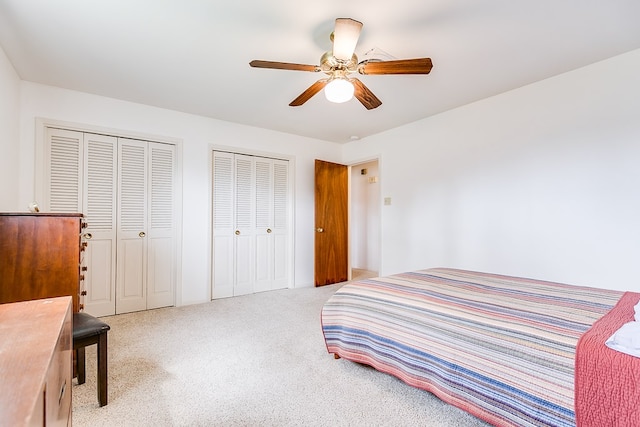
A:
[[249, 18, 433, 110]]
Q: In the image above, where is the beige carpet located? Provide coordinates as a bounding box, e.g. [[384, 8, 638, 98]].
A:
[[72, 283, 490, 426]]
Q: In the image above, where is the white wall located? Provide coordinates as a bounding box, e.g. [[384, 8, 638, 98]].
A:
[[7, 46, 640, 299], [0, 44, 21, 211], [16, 83, 341, 305], [342, 49, 640, 291]]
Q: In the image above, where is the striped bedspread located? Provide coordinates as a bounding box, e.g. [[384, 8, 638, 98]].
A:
[[321, 268, 623, 427]]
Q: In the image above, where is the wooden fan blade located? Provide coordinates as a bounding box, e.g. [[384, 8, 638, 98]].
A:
[[289, 80, 328, 106], [250, 60, 320, 72], [358, 58, 433, 75], [332, 18, 363, 61], [351, 78, 382, 110]]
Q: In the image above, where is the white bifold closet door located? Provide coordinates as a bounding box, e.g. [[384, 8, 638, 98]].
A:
[[43, 128, 176, 316], [212, 151, 289, 298], [117, 138, 176, 313], [83, 132, 117, 316], [254, 157, 289, 292]]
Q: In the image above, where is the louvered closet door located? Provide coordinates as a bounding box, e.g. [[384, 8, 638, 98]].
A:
[[254, 158, 289, 292], [233, 154, 255, 296], [116, 139, 176, 313], [271, 159, 289, 289], [212, 151, 290, 299], [254, 158, 273, 292], [146, 142, 176, 309], [211, 152, 256, 297], [212, 151, 235, 298], [45, 128, 83, 212], [44, 129, 118, 316], [82, 133, 117, 316], [42, 128, 177, 316], [117, 138, 148, 314]]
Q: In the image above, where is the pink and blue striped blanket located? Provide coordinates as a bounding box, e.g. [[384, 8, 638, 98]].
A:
[[321, 268, 623, 426]]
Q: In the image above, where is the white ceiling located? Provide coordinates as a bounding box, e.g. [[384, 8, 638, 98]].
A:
[[1, 0, 639, 144]]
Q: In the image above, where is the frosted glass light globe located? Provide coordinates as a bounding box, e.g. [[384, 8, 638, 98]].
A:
[[324, 79, 354, 103]]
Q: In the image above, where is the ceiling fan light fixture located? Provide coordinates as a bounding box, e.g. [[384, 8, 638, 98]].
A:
[[249, 17, 432, 110], [324, 78, 354, 103]]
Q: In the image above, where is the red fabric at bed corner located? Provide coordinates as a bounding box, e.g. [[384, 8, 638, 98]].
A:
[[575, 291, 640, 427]]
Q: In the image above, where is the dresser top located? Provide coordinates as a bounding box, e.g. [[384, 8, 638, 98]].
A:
[[0, 297, 72, 424]]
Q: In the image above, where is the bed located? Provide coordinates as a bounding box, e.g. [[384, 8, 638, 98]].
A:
[[321, 268, 640, 427]]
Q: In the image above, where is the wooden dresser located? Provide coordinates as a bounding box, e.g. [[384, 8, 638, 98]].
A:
[[0, 213, 86, 312], [0, 297, 73, 426]]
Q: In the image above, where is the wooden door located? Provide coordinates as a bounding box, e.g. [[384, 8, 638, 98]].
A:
[[314, 159, 348, 286]]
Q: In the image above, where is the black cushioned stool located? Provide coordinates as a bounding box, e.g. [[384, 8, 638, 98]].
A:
[[73, 312, 110, 406]]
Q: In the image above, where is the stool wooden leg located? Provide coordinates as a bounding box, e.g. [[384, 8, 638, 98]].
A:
[[77, 347, 86, 385], [97, 332, 108, 406]]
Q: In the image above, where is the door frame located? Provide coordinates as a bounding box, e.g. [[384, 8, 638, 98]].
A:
[[347, 157, 382, 279], [209, 144, 296, 300], [34, 117, 184, 307], [313, 156, 382, 285]]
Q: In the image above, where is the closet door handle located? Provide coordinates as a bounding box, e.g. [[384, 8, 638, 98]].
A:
[[83, 233, 93, 239], [235, 230, 240, 235], [267, 228, 272, 233], [139, 231, 146, 237]]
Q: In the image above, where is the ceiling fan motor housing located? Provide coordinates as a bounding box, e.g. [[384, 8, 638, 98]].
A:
[[320, 52, 358, 75]]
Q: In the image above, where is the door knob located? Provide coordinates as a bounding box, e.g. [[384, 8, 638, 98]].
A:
[[316, 227, 324, 233], [267, 228, 272, 233], [139, 231, 146, 237], [83, 233, 93, 239], [235, 230, 240, 235]]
